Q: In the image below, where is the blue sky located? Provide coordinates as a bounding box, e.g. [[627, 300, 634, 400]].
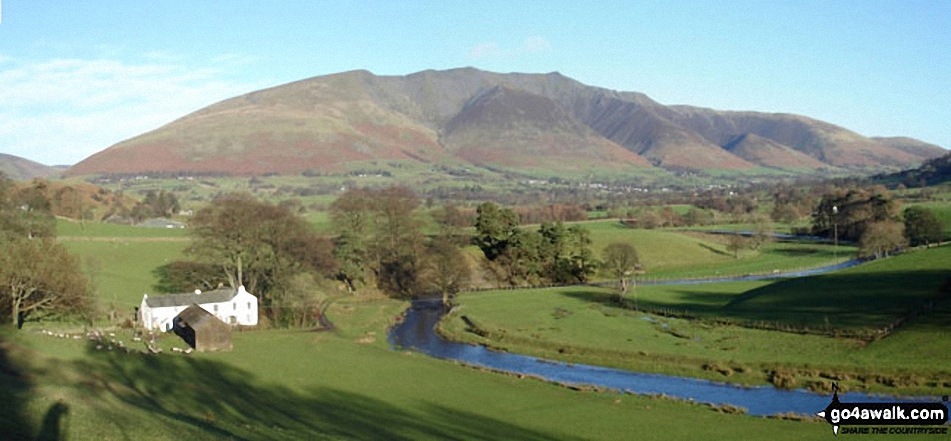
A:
[[0, 1, 948, 165]]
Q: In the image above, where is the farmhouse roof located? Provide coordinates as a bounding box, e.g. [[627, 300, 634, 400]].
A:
[[144, 288, 240, 308]]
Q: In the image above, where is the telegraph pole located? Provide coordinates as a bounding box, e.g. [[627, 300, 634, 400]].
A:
[[832, 205, 838, 263]]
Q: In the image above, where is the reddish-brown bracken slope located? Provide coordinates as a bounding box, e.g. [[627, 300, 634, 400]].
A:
[[67, 68, 946, 176]]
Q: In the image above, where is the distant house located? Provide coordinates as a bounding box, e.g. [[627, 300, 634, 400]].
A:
[[173, 305, 233, 352], [139, 286, 258, 332]]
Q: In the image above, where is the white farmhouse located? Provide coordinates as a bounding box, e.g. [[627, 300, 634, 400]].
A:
[[139, 286, 258, 331]]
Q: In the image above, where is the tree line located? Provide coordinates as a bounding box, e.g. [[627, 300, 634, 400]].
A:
[[811, 186, 945, 258], [0, 174, 91, 329], [156, 186, 647, 327]]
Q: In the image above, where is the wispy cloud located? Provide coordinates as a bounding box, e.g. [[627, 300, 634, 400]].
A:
[[468, 36, 552, 60], [0, 56, 260, 165]]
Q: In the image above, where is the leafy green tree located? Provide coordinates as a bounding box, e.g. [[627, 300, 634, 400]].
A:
[[812, 188, 897, 241], [566, 225, 596, 283], [474, 202, 519, 261], [329, 189, 373, 292], [131, 190, 180, 222], [903, 206, 944, 247]]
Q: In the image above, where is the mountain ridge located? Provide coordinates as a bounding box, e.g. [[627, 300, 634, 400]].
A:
[[67, 67, 947, 177], [0, 154, 61, 181]]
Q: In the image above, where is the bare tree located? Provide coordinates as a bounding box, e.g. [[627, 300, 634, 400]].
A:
[[858, 221, 907, 259], [0, 238, 90, 328], [601, 242, 640, 299], [423, 236, 472, 306]]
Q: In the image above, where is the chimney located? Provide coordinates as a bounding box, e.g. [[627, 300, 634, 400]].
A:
[[194, 289, 201, 295]]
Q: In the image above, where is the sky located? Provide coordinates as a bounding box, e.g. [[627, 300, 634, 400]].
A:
[[0, 1, 948, 165]]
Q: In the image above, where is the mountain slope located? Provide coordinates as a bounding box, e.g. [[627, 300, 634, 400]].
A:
[[441, 86, 649, 170], [871, 137, 947, 160], [67, 68, 945, 177], [877, 151, 951, 187], [723, 133, 829, 170], [666, 107, 937, 168], [0, 153, 60, 180]]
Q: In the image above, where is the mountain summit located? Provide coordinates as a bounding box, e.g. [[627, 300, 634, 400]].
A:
[[67, 68, 946, 176]]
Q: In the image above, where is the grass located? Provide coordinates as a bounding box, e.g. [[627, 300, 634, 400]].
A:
[[57, 218, 189, 238], [62, 240, 188, 308], [2, 218, 942, 438], [679, 221, 811, 235], [0, 297, 839, 441], [441, 246, 951, 395], [904, 201, 951, 237], [580, 221, 854, 279]]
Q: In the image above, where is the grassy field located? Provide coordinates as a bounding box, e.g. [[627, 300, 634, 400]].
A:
[[0, 296, 844, 441], [0, 216, 942, 439], [904, 201, 951, 237], [57, 218, 189, 238], [62, 240, 188, 309], [580, 221, 854, 280], [441, 246, 951, 395]]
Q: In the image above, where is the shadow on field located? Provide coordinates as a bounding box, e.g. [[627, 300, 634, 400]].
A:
[[769, 248, 825, 256], [697, 243, 730, 257], [72, 342, 570, 440], [563, 269, 949, 330], [36, 401, 69, 441], [0, 338, 36, 440]]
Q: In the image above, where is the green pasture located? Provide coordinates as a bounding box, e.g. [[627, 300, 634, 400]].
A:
[[57, 218, 189, 238], [442, 246, 951, 394], [679, 222, 810, 235], [62, 240, 187, 308], [904, 201, 951, 237], [580, 221, 854, 279], [1, 218, 944, 439], [0, 298, 835, 441]]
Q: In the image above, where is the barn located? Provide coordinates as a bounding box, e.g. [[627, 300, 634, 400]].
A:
[[172, 304, 233, 352]]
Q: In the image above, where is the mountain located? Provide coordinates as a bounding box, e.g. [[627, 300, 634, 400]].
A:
[[67, 68, 947, 177], [877, 151, 951, 187], [722, 133, 829, 170], [441, 85, 650, 170], [871, 137, 947, 160], [0, 153, 60, 180]]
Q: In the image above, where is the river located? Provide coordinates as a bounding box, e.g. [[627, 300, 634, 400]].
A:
[[388, 261, 939, 416]]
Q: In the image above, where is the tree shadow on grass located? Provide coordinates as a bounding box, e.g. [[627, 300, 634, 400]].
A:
[[0, 337, 35, 441], [72, 342, 575, 440], [697, 243, 730, 257], [768, 247, 826, 257], [36, 401, 69, 441]]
